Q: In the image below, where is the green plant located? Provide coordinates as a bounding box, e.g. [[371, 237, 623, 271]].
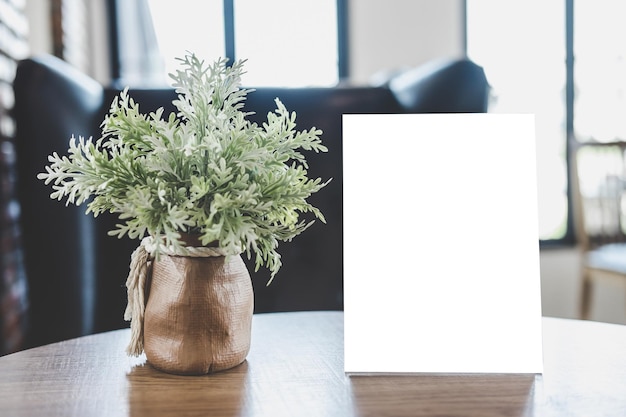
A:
[[38, 52, 329, 281]]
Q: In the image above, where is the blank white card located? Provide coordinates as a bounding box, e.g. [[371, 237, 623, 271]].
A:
[[343, 114, 543, 374]]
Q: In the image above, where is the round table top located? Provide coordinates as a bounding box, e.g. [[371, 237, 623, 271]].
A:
[[0, 311, 625, 416]]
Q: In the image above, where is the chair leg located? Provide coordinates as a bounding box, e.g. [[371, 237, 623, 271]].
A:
[[580, 271, 593, 320]]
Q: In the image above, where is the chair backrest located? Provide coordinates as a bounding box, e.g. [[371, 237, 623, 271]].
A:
[[13, 55, 105, 347], [571, 141, 626, 251], [388, 58, 490, 113]]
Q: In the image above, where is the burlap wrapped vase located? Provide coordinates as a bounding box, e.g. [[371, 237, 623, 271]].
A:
[[143, 253, 253, 375], [125, 236, 254, 376]]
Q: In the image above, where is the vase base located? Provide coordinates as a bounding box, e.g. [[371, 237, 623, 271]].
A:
[[146, 357, 248, 376]]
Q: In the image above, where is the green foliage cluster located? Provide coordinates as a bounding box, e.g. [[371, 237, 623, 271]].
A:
[[38, 53, 329, 280]]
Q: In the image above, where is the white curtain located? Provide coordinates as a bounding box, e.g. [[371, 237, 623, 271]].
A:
[[113, 0, 167, 86]]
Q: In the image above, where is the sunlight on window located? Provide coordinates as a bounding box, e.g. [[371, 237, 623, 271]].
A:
[[146, 0, 225, 79], [146, 1, 338, 87], [574, 0, 626, 142], [234, 0, 338, 87], [467, 0, 567, 241]]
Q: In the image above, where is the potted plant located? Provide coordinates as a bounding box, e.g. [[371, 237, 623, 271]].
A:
[[38, 52, 329, 375]]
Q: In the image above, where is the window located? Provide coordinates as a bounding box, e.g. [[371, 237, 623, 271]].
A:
[[573, 1, 626, 143], [466, 0, 569, 243], [232, 0, 338, 87], [112, 0, 345, 87], [468, 1, 626, 245], [146, 0, 225, 79]]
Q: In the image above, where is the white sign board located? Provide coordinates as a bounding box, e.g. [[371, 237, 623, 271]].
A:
[[343, 113, 543, 374]]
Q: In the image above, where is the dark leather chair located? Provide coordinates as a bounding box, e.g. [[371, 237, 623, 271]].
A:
[[13, 54, 488, 348]]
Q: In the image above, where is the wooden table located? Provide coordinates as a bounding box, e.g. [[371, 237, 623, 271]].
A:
[[0, 311, 625, 416]]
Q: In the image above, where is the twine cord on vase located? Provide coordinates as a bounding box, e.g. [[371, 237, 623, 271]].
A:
[[124, 236, 239, 357]]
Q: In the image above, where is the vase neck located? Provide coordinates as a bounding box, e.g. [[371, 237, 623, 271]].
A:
[[177, 233, 217, 248]]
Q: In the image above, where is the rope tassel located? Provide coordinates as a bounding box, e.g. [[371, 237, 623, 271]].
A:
[[124, 243, 151, 357]]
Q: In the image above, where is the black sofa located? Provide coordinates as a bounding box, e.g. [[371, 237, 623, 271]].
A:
[[13, 54, 489, 348]]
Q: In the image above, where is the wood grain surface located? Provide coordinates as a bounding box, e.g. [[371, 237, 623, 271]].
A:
[[0, 311, 625, 416]]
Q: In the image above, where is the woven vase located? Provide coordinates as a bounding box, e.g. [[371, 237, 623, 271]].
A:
[[143, 252, 253, 375]]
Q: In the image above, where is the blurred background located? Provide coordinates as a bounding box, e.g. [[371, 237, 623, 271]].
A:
[[1, 0, 625, 354]]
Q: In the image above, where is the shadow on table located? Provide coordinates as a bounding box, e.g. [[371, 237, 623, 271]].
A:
[[349, 373, 537, 417], [126, 360, 249, 416]]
